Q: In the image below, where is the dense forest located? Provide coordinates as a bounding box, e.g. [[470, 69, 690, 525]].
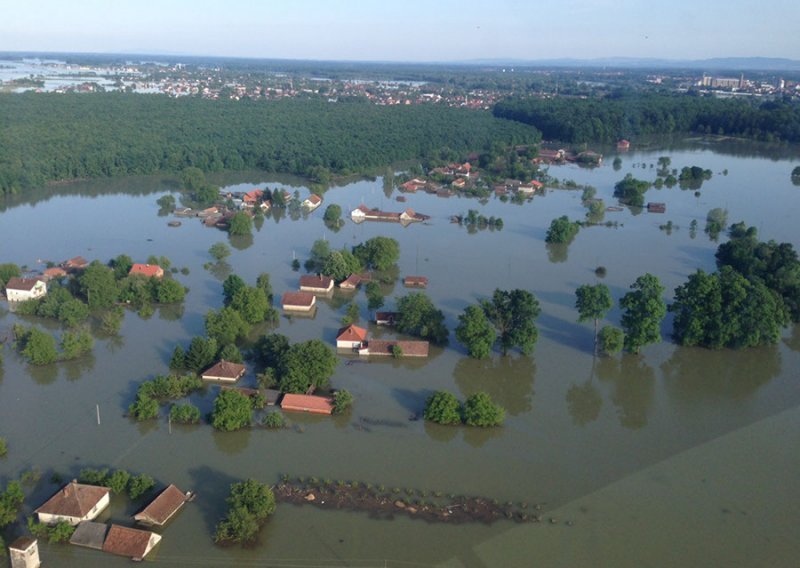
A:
[[0, 93, 539, 195], [493, 94, 800, 143]]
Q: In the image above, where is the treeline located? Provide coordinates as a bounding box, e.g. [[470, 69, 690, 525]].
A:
[[0, 93, 537, 195], [493, 94, 800, 143]]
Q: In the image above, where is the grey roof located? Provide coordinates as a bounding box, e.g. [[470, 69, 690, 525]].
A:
[[70, 521, 109, 550]]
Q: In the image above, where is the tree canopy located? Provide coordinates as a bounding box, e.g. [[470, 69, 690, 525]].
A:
[[620, 274, 666, 353], [352, 236, 401, 271], [455, 305, 497, 359], [211, 390, 253, 431], [395, 292, 449, 345], [423, 391, 462, 425], [545, 216, 580, 244], [480, 289, 541, 355]]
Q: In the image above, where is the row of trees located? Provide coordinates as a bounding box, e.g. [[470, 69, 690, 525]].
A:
[[305, 236, 401, 282], [13, 324, 93, 365], [455, 289, 541, 357], [493, 93, 800, 144], [252, 334, 338, 394], [0, 93, 537, 195]]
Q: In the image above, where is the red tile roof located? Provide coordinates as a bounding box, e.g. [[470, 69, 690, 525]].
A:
[[281, 291, 316, 308], [134, 484, 189, 526], [35, 482, 110, 518], [243, 189, 264, 203], [339, 274, 361, 289], [281, 393, 334, 415], [366, 340, 430, 357], [129, 264, 164, 278], [403, 276, 429, 287], [305, 194, 322, 205], [337, 324, 368, 343], [103, 525, 159, 560], [299, 275, 333, 290], [64, 256, 88, 269], [5, 277, 43, 291], [201, 360, 246, 381], [43, 267, 68, 279]]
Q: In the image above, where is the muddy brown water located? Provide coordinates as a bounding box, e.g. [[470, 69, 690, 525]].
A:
[[0, 139, 799, 566]]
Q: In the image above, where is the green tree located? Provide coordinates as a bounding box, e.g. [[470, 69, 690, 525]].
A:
[[17, 327, 59, 365], [262, 412, 286, 429], [129, 393, 159, 421], [157, 194, 176, 211], [333, 389, 354, 414], [613, 174, 650, 207], [255, 273, 274, 303], [214, 479, 276, 545], [154, 278, 187, 303], [128, 474, 155, 500], [253, 333, 291, 370], [100, 306, 124, 335], [462, 392, 505, 427], [0, 481, 24, 527], [395, 292, 449, 345], [170, 403, 202, 424], [0, 437, 7, 457], [575, 283, 613, 354], [222, 274, 246, 306], [545, 215, 580, 244], [78, 261, 119, 309], [218, 343, 243, 363], [184, 336, 219, 373], [0, 263, 21, 289], [206, 307, 250, 345], [230, 286, 271, 324], [322, 249, 362, 282], [209, 242, 231, 261], [57, 298, 90, 327], [279, 340, 338, 393], [211, 389, 253, 431], [423, 391, 462, 425], [109, 254, 134, 280], [365, 281, 384, 311], [60, 329, 93, 360], [107, 470, 131, 494], [481, 289, 541, 355], [169, 344, 186, 371], [323, 204, 342, 225], [353, 236, 401, 271], [228, 212, 253, 236], [598, 326, 625, 355], [620, 273, 666, 353], [455, 305, 497, 359], [670, 267, 786, 349]]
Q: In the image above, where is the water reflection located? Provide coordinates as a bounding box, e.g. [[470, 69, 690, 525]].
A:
[[462, 424, 503, 448], [661, 345, 781, 401], [211, 428, 252, 455], [546, 243, 568, 263], [30, 363, 59, 385], [229, 233, 254, 251], [423, 420, 458, 443], [566, 380, 602, 426], [64, 353, 95, 382], [208, 261, 232, 281], [596, 355, 655, 430], [453, 355, 535, 416], [158, 304, 185, 321], [782, 324, 800, 352]]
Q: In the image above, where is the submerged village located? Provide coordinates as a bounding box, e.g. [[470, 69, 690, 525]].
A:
[[2, 134, 800, 566]]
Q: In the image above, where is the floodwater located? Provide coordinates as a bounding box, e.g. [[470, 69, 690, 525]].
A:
[[1, 139, 799, 566]]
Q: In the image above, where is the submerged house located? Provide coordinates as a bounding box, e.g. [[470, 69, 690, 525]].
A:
[[299, 275, 334, 293], [201, 360, 246, 382], [302, 194, 323, 210], [35, 482, 111, 526], [134, 484, 191, 527], [336, 324, 368, 349], [129, 263, 164, 278], [280, 393, 334, 415], [281, 291, 317, 312], [403, 276, 429, 288], [5, 277, 47, 302], [102, 525, 161, 561]]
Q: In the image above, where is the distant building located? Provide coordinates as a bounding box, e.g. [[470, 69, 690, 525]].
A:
[[647, 202, 666, 213], [338, 274, 361, 290], [42, 267, 67, 281], [129, 264, 164, 278], [375, 311, 399, 326], [403, 276, 429, 288], [62, 256, 89, 272], [302, 194, 323, 210], [5, 277, 47, 302]]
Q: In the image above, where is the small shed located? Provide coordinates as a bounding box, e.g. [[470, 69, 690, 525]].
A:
[[70, 521, 109, 550], [375, 311, 399, 326], [339, 274, 361, 290], [8, 537, 40, 568], [647, 202, 666, 213]]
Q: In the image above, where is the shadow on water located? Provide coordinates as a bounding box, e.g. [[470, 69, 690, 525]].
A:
[[211, 428, 252, 456], [452, 355, 536, 416], [423, 420, 458, 443], [546, 242, 569, 263], [188, 465, 242, 537], [660, 344, 781, 402], [566, 379, 603, 427], [63, 353, 95, 382], [462, 425, 503, 448], [782, 323, 800, 352], [29, 362, 60, 385], [390, 387, 433, 416], [537, 311, 590, 354]]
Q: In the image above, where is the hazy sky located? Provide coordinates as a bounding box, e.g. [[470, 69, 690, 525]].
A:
[[2, 0, 798, 61]]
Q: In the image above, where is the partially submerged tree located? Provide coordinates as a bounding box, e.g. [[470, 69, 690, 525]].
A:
[[575, 283, 613, 354], [620, 273, 666, 353]]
